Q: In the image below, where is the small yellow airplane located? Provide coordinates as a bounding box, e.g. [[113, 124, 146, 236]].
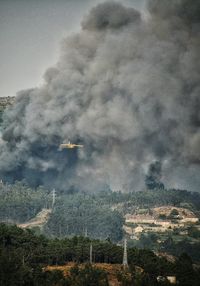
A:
[[59, 141, 84, 150]]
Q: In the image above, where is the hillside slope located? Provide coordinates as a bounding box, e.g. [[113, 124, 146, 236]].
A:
[[18, 208, 52, 229]]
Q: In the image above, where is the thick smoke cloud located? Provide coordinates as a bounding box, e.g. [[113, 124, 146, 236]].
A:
[[145, 161, 164, 190], [81, 1, 141, 30], [0, 0, 199, 192]]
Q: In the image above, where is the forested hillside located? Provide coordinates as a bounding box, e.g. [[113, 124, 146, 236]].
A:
[[45, 192, 124, 242], [0, 181, 51, 223], [1, 182, 200, 226], [1, 182, 200, 263], [1, 223, 200, 286]]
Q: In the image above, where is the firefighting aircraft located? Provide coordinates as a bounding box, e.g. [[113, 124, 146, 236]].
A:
[[59, 141, 84, 150]]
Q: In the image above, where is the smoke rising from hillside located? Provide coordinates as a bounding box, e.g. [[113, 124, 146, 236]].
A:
[[0, 0, 200, 192]]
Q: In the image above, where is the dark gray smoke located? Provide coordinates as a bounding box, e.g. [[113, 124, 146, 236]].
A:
[[145, 161, 164, 190], [81, 1, 141, 30], [0, 0, 200, 192]]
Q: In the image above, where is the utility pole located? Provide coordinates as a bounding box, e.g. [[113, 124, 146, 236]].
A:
[[123, 238, 128, 269], [90, 243, 93, 264], [52, 189, 56, 209]]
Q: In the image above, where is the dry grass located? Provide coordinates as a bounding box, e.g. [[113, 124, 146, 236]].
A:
[[45, 263, 133, 286], [18, 208, 52, 229]]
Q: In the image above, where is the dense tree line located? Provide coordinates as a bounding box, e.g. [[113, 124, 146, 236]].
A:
[[96, 188, 200, 212], [162, 238, 200, 263], [127, 231, 200, 264], [45, 192, 124, 242], [0, 181, 200, 262], [1, 181, 199, 226], [0, 224, 200, 285], [1, 181, 200, 221], [0, 181, 51, 223]]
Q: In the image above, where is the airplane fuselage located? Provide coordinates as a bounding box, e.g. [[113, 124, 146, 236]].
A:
[[59, 142, 84, 150]]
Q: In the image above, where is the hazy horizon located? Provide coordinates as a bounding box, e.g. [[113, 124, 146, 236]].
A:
[[0, 0, 145, 98]]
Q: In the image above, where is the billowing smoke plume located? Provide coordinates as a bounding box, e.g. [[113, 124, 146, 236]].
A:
[[0, 0, 200, 192], [145, 161, 164, 190]]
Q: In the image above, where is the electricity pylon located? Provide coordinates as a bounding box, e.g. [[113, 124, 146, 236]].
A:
[[90, 243, 93, 264], [123, 238, 128, 268], [52, 189, 56, 209]]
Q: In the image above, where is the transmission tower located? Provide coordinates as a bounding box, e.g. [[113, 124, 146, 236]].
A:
[[123, 238, 128, 268], [90, 243, 93, 264], [52, 189, 56, 209]]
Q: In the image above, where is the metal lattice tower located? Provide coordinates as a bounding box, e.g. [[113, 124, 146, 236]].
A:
[[123, 238, 128, 268], [52, 189, 56, 209], [90, 243, 93, 264]]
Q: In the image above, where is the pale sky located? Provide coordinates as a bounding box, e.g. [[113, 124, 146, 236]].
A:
[[0, 0, 145, 97]]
